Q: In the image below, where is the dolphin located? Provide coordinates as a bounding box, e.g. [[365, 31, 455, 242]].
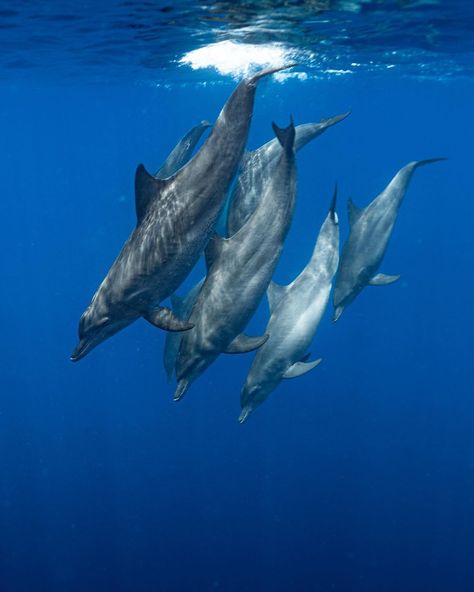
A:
[[239, 187, 340, 423], [71, 64, 294, 362], [174, 118, 298, 401], [333, 158, 445, 321], [154, 120, 211, 178], [227, 112, 349, 235]]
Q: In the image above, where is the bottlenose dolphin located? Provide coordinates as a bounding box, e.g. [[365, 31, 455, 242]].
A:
[[239, 187, 340, 423], [71, 64, 293, 362], [227, 112, 349, 235], [333, 158, 445, 321], [174, 118, 298, 401], [154, 120, 211, 178]]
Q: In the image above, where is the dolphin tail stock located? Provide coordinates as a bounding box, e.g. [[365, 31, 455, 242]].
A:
[[272, 116, 296, 154], [414, 157, 447, 168], [247, 63, 298, 86], [320, 111, 351, 127]]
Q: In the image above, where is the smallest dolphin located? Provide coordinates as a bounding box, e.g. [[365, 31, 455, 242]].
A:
[[239, 186, 340, 423], [333, 158, 445, 321]]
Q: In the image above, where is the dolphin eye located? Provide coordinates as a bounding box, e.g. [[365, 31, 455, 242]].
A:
[[98, 317, 110, 327]]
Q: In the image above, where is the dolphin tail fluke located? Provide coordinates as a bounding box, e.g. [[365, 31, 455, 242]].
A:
[[272, 117, 296, 153], [415, 157, 447, 168], [144, 306, 194, 332], [248, 63, 297, 85]]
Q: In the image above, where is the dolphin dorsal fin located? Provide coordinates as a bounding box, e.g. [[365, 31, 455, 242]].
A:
[[267, 280, 289, 313], [347, 198, 363, 226], [135, 164, 167, 224], [204, 233, 227, 272]]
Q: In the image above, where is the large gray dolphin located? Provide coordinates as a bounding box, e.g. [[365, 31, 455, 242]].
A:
[[154, 120, 211, 178], [174, 118, 298, 401], [333, 158, 445, 321], [71, 64, 293, 362], [239, 188, 340, 423], [227, 112, 349, 235]]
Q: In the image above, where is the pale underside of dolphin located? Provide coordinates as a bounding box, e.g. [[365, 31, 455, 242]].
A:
[[227, 111, 349, 236], [239, 186, 340, 424], [71, 63, 295, 362], [333, 158, 445, 321], [173, 118, 298, 401]]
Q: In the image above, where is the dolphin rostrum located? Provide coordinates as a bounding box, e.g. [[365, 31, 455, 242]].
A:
[[333, 158, 445, 321], [227, 112, 349, 235], [154, 120, 211, 179], [239, 187, 340, 423], [71, 64, 294, 362], [174, 118, 298, 401]]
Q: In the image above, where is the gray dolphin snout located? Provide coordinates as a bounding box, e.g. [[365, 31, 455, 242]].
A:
[[238, 407, 252, 424]]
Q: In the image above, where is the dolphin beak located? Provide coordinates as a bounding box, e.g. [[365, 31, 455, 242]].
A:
[[333, 305, 344, 322], [238, 407, 252, 424], [173, 379, 189, 402], [70, 339, 91, 362]]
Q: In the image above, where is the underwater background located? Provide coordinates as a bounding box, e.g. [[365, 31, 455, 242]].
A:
[[1, 1, 473, 590]]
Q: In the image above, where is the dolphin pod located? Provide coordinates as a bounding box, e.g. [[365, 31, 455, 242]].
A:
[[72, 66, 444, 422], [71, 64, 292, 362], [174, 118, 298, 401]]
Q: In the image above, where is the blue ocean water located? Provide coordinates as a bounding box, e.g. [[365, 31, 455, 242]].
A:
[[1, 2, 474, 591]]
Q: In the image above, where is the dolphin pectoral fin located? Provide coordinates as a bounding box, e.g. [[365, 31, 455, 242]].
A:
[[282, 358, 322, 379], [135, 164, 168, 224], [333, 305, 344, 322], [224, 333, 269, 354], [143, 307, 194, 332], [267, 281, 289, 313], [369, 273, 400, 286]]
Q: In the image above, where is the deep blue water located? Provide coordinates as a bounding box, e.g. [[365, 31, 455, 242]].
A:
[[1, 2, 474, 591]]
